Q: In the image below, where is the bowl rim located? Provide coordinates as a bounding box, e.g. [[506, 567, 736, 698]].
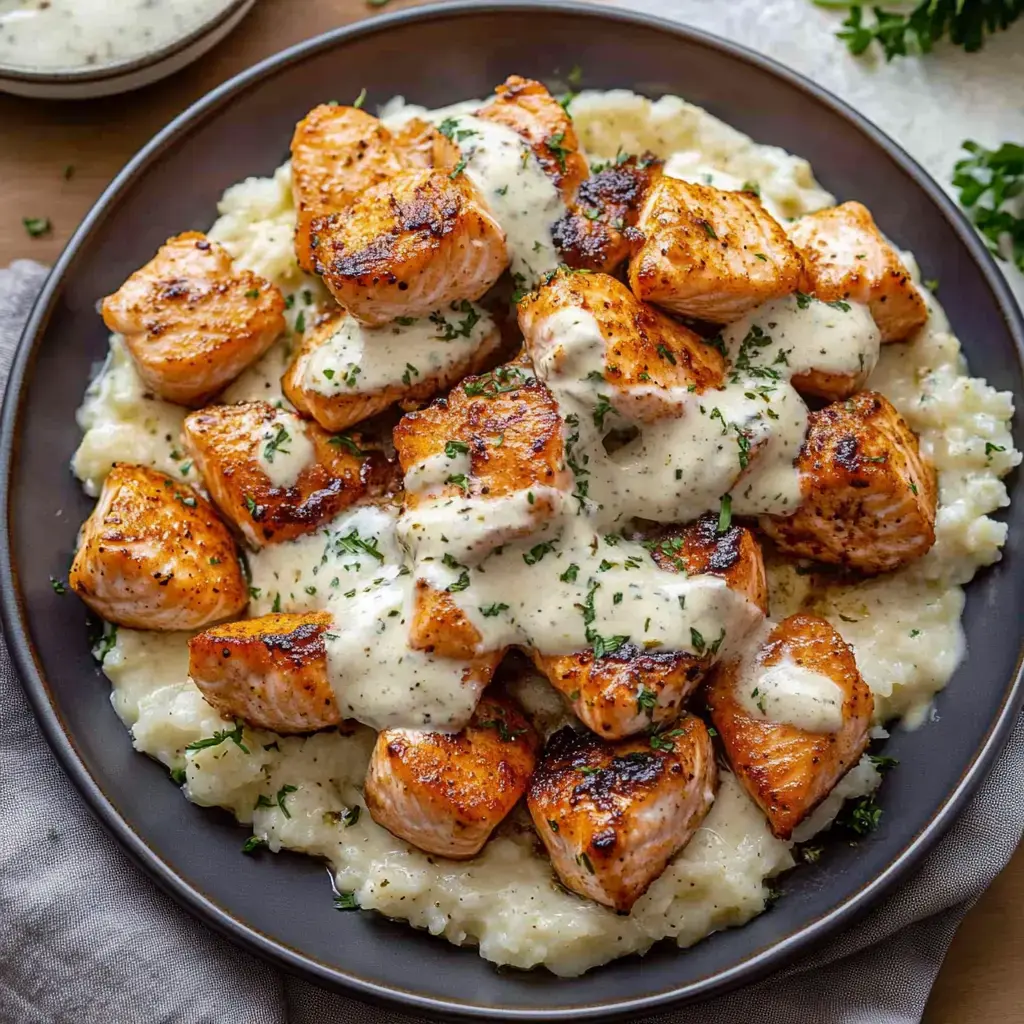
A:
[[0, 0, 252, 83], [2, 1, 1023, 1019]]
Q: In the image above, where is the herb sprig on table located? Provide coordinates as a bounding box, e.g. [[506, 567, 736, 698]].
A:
[[818, 0, 1024, 59], [953, 140, 1024, 271]]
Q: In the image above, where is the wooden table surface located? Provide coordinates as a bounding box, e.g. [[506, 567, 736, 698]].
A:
[[1, 0, 1021, 1019]]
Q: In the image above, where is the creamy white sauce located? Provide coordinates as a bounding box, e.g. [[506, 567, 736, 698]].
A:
[[662, 151, 787, 222], [428, 113, 564, 287], [723, 294, 880, 387], [248, 504, 482, 732], [300, 304, 494, 397], [530, 305, 807, 525], [0, 0, 234, 71], [735, 641, 845, 733], [254, 410, 315, 489]]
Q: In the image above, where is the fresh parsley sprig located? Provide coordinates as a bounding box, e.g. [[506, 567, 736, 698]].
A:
[[821, 0, 1024, 60], [953, 140, 1024, 271]]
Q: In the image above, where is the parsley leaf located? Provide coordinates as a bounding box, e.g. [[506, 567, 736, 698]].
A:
[[185, 720, 249, 755], [953, 140, 1024, 271]]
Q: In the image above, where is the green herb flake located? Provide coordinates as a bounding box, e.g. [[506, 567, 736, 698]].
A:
[[23, 216, 51, 238]]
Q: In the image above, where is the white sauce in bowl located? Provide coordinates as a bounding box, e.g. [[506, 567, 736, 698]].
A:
[[0, 0, 236, 72]]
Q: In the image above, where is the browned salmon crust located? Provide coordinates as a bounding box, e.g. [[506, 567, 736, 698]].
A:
[[790, 201, 928, 343], [760, 391, 937, 574], [527, 715, 716, 910], [364, 693, 539, 858], [706, 612, 873, 839], [628, 178, 804, 323], [69, 464, 247, 631], [101, 232, 285, 406]]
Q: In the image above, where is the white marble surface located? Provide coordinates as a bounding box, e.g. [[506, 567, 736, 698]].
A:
[[620, 0, 1024, 302]]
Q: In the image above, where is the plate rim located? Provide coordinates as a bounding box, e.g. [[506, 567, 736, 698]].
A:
[[3, 2, 1023, 1019]]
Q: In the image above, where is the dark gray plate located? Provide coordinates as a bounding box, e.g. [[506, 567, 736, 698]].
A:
[[2, 3, 1022, 1020]]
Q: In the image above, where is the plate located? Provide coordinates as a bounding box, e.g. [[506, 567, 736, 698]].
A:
[[2, 2, 1023, 1020]]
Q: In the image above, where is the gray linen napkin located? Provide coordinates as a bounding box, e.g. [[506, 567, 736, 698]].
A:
[[1, 253, 1022, 1024]]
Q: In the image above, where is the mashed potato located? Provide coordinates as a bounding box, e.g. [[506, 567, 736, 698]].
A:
[[75, 90, 1019, 975]]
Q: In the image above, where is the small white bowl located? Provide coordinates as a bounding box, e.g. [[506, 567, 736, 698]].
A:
[[0, 0, 256, 99]]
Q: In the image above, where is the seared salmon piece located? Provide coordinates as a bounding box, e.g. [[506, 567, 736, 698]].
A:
[[789, 202, 928, 343], [706, 613, 873, 839], [101, 232, 285, 406], [478, 75, 588, 202], [394, 364, 570, 658], [527, 716, 716, 911], [532, 514, 768, 740], [628, 178, 804, 323], [760, 391, 937, 574], [364, 693, 539, 858], [392, 116, 462, 171], [281, 304, 503, 432], [518, 268, 724, 423], [189, 611, 341, 733], [182, 401, 395, 548], [290, 104, 406, 273], [310, 169, 508, 326], [69, 464, 247, 631], [552, 154, 663, 273]]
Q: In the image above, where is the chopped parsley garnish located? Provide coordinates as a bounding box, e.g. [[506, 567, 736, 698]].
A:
[[262, 424, 291, 463], [480, 603, 509, 617], [437, 117, 479, 143], [592, 394, 613, 431], [334, 529, 385, 563], [463, 365, 529, 398], [656, 343, 677, 365], [271, 593, 282, 613], [449, 157, 468, 179], [342, 805, 361, 827], [560, 563, 580, 583], [581, 580, 629, 658], [444, 439, 470, 457], [49, 576, 66, 595], [698, 218, 718, 240], [835, 793, 883, 835], [93, 623, 119, 663], [23, 216, 51, 238], [185, 720, 249, 755], [445, 473, 470, 492], [242, 836, 268, 855], [431, 299, 481, 340], [352, 87, 367, 109], [275, 784, 298, 819], [328, 433, 364, 457], [636, 686, 657, 717], [717, 493, 733, 533], [294, 310, 306, 333], [985, 441, 1007, 462], [523, 541, 555, 566], [869, 754, 900, 771], [545, 132, 571, 173], [401, 363, 420, 386], [334, 891, 359, 911], [649, 727, 685, 752], [442, 552, 470, 592], [690, 627, 706, 654], [478, 714, 527, 743]]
